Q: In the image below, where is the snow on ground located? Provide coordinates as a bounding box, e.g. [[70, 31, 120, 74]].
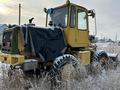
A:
[[96, 42, 112, 48], [0, 62, 10, 78], [79, 67, 120, 90], [0, 42, 120, 90]]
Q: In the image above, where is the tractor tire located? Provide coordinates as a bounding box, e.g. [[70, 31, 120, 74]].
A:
[[91, 50, 109, 75], [93, 50, 109, 67], [48, 54, 78, 90], [107, 56, 118, 70], [49, 54, 77, 82], [49, 54, 77, 81], [60, 63, 76, 81]]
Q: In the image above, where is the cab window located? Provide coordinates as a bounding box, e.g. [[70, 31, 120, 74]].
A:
[[70, 6, 75, 28], [78, 9, 87, 30], [49, 6, 68, 27], [2, 31, 12, 52], [3, 31, 12, 46]]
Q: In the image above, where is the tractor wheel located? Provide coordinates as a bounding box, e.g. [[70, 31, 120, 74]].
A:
[[91, 51, 109, 75], [49, 54, 77, 81], [60, 63, 76, 81], [107, 56, 118, 70], [48, 54, 80, 90]]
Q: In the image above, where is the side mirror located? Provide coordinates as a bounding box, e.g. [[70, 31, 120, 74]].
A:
[[88, 9, 97, 36], [89, 35, 96, 43], [44, 8, 48, 13], [88, 10, 95, 18]]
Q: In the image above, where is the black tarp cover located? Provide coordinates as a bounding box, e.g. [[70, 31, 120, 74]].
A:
[[20, 26, 66, 62]]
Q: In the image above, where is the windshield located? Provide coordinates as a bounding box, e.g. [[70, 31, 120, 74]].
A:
[[48, 6, 68, 27]]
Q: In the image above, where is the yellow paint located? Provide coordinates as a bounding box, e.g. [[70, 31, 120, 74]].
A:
[[64, 28, 79, 47], [18, 30, 24, 53], [64, 28, 89, 47], [0, 53, 24, 65], [78, 51, 91, 65], [77, 30, 89, 47]]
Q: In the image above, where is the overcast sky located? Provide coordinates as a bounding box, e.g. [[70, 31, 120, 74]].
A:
[[0, 0, 120, 40]]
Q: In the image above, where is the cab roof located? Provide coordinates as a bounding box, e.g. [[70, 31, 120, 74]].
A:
[[53, 3, 88, 11]]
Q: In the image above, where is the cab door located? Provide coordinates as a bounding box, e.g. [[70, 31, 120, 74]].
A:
[[64, 6, 79, 47], [64, 6, 89, 48], [76, 7, 89, 47]]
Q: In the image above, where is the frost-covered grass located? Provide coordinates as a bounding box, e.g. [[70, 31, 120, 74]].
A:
[[0, 63, 28, 90], [0, 42, 120, 90], [96, 42, 120, 55], [96, 42, 120, 61]]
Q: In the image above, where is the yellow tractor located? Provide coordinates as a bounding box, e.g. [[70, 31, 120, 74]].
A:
[[0, 0, 118, 80]]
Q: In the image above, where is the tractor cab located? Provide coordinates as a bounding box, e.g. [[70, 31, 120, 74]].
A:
[[45, 3, 95, 48]]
